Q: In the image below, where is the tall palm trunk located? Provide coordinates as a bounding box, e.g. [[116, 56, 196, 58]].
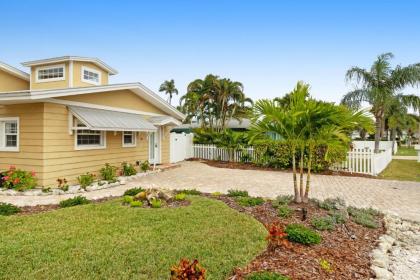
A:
[[298, 145, 305, 203], [374, 115, 382, 153], [291, 148, 301, 203], [391, 128, 397, 154], [303, 146, 313, 203]]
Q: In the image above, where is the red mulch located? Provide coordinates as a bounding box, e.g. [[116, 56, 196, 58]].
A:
[[202, 194, 384, 280], [195, 159, 375, 179]]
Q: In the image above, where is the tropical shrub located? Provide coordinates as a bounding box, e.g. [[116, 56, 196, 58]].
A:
[[1, 166, 37, 191], [227, 189, 249, 197], [59, 196, 90, 208], [311, 216, 336, 231], [123, 187, 144, 196], [121, 162, 137, 176], [347, 207, 380, 228], [130, 201, 143, 207], [150, 198, 162, 208], [100, 163, 117, 182], [278, 205, 293, 218], [140, 160, 150, 172], [245, 271, 290, 280], [252, 140, 292, 169], [177, 189, 201, 195], [272, 195, 294, 208], [170, 258, 206, 280], [77, 173, 95, 189], [266, 223, 291, 249], [123, 195, 134, 204], [0, 202, 20, 216], [236, 196, 264, 207], [285, 224, 322, 245], [174, 193, 186, 201]]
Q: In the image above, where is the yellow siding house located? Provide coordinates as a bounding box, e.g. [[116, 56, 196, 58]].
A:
[[0, 56, 184, 186]]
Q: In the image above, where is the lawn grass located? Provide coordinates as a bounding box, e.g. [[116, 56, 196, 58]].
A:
[[0, 196, 266, 280], [379, 159, 420, 182], [396, 146, 418, 156]]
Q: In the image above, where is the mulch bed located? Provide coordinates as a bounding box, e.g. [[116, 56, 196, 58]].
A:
[[195, 159, 376, 179], [203, 194, 384, 280]]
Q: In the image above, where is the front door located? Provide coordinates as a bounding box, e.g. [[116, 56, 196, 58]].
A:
[[149, 130, 160, 164]]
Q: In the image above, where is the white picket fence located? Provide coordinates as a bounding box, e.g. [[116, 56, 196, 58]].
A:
[[193, 144, 255, 162]]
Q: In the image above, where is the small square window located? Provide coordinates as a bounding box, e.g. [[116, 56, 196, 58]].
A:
[[122, 132, 136, 147]]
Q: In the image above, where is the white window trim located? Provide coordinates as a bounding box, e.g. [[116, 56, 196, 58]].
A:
[[81, 66, 101, 85], [0, 117, 19, 152], [74, 130, 107, 150], [122, 131, 137, 148], [35, 64, 66, 83]]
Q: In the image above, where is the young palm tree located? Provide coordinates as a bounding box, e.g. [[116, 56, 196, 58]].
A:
[[342, 53, 420, 153], [159, 79, 179, 105]]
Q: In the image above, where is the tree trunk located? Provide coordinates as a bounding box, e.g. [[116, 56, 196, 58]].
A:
[[299, 145, 304, 203], [391, 128, 396, 154], [292, 148, 301, 203], [303, 147, 312, 203], [374, 116, 381, 153]]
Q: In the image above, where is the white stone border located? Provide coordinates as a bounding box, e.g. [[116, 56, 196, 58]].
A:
[[0, 171, 160, 197]]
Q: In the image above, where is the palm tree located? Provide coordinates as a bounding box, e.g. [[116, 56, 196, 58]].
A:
[[342, 53, 420, 153], [159, 79, 179, 105]]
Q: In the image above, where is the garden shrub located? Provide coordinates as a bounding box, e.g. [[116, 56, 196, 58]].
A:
[[245, 271, 290, 280], [236, 196, 264, 207], [278, 205, 293, 218], [140, 160, 150, 172], [227, 189, 249, 197], [328, 210, 348, 224], [130, 201, 143, 207], [272, 195, 294, 208], [0, 202, 20, 216], [123, 187, 144, 196], [77, 173, 95, 189], [319, 259, 333, 273], [175, 193, 186, 201], [318, 197, 346, 210], [123, 195, 134, 204], [347, 207, 380, 228], [1, 166, 37, 191], [211, 191, 222, 197], [100, 163, 117, 182], [121, 162, 137, 176], [170, 258, 206, 280], [311, 216, 336, 231], [59, 196, 90, 208], [150, 198, 162, 208], [176, 189, 201, 195], [266, 223, 291, 249], [57, 178, 69, 191], [285, 224, 322, 245]]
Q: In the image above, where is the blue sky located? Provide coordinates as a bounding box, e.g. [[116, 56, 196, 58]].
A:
[[1, 0, 420, 105]]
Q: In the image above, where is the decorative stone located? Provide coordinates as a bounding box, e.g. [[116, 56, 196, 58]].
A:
[[23, 189, 43, 196], [68, 185, 81, 194], [3, 189, 18, 196], [371, 266, 393, 279], [52, 189, 65, 195]]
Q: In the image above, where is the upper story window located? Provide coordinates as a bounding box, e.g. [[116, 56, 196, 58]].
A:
[[0, 117, 19, 152], [36, 64, 65, 82], [81, 66, 101, 85]]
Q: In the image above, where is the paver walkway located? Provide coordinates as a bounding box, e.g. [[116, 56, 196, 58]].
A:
[[1, 161, 420, 222]]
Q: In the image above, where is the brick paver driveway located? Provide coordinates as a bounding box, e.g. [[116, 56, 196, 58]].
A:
[[139, 161, 420, 222]]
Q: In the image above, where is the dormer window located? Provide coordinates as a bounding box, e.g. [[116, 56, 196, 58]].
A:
[[36, 64, 65, 82], [81, 66, 101, 85]]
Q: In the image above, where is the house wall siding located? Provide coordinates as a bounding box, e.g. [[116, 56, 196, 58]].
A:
[[30, 62, 70, 90], [72, 61, 109, 87], [0, 70, 29, 92]]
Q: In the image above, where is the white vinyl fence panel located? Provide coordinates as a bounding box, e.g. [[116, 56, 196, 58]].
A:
[[170, 133, 194, 163], [193, 144, 255, 162]]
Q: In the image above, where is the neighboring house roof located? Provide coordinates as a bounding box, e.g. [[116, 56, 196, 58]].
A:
[[176, 118, 251, 130], [0, 61, 30, 81], [69, 106, 156, 132], [22, 56, 118, 75], [0, 83, 185, 120]]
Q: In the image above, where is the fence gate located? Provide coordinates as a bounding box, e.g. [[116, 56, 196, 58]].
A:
[[170, 132, 193, 163]]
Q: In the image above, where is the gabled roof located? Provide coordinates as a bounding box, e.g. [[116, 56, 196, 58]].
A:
[[21, 56, 118, 75], [0, 61, 30, 81]]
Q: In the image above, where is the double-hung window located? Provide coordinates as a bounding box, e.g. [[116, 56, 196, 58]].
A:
[[0, 118, 19, 151], [81, 66, 101, 85], [122, 131, 136, 147], [75, 121, 106, 150], [36, 64, 65, 82]]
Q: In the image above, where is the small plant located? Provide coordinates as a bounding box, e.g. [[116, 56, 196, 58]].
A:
[[245, 271, 290, 280], [318, 197, 346, 210], [211, 191, 222, 197], [278, 205, 293, 218], [77, 173, 95, 189], [57, 178, 69, 191], [227, 189, 249, 197], [347, 207, 380, 228], [319, 259, 333, 273], [123, 195, 134, 204], [123, 187, 144, 196], [150, 198, 162, 208], [272, 195, 294, 208], [175, 193, 186, 201], [130, 200, 143, 207], [328, 210, 348, 224], [170, 259, 206, 280], [1, 166, 37, 191], [177, 189, 201, 195], [42, 186, 51, 193], [236, 196, 264, 207], [59, 196, 90, 208], [285, 224, 322, 245], [100, 163, 117, 182], [311, 216, 336, 231], [140, 160, 150, 172], [0, 202, 21, 216], [121, 162, 137, 176], [266, 223, 292, 249]]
